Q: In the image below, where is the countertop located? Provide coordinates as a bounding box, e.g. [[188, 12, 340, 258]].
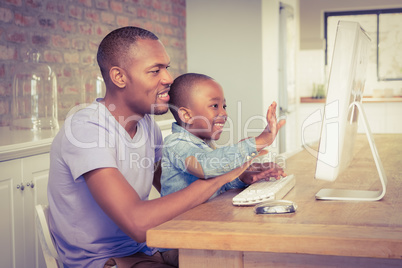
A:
[[0, 118, 174, 162], [0, 126, 57, 161], [300, 96, 402, 103]]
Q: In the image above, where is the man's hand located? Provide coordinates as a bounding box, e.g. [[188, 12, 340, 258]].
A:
[[239, 162, 286, 185]]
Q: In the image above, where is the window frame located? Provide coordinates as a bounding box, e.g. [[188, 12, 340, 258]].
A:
[[324, 8, 402, 81]]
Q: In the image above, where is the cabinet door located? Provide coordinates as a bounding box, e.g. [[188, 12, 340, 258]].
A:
[[0, 159, 24, 268], [22, 153, 50, 268]]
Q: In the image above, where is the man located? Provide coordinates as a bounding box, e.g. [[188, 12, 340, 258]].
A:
[[48, 27, 284, 267]]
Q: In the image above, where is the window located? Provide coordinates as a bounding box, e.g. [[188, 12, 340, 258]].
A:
[[325, 9, 402, 82]]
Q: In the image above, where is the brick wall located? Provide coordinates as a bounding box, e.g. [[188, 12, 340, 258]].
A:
[[0, 0, 186, 126]]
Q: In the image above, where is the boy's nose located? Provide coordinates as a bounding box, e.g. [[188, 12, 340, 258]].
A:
[[220, 108, 228, 118]]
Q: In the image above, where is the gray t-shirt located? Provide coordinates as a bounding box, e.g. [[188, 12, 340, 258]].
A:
[[48, 99, 162, 267]]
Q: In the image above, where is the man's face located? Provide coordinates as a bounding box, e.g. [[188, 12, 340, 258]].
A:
[[122, 39, 173, 117]]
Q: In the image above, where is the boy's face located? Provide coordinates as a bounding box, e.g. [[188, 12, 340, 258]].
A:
[[187, 79, 227, 141]]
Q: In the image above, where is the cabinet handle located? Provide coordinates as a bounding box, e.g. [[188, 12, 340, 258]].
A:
[[26, 181, 35, 188], [16, 184, 25, 191]]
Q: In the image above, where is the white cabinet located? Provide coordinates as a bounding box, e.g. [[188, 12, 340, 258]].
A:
[[356, 102, 402, 134], [299, 101, 402, 147], [0, 153, 49, 268], [0, 159, 23, 268]]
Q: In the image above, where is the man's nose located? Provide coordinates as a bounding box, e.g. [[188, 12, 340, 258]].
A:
[[162, 69, 173, 85]]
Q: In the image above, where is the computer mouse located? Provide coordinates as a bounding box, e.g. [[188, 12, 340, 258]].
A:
[[254, 200, 297, 214]]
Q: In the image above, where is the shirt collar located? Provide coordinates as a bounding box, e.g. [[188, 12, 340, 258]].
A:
[[171, 122, 211, 147]]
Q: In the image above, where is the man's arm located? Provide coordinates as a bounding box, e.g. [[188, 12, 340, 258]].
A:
[[83, 162, 251, 243], [153, 161, 162, 193]]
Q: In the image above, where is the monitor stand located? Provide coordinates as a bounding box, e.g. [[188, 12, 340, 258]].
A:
[[315, 101, 387, 201]]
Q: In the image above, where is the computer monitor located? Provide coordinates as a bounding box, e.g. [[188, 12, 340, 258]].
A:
[[314, 21, 387, 201]]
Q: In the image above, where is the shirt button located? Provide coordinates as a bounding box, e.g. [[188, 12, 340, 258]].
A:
[[251, 152, 256, 157], [246, 156, 252, 160]]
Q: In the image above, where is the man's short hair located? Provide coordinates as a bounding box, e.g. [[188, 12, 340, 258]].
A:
[[169, 73, 213, 123], [97, 26, 158, 82]]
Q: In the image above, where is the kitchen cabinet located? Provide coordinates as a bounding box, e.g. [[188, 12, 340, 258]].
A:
[[299, 99, 402, 146], [0, 153, 50, 268]]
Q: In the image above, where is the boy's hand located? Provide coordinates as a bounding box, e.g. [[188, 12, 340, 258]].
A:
[[255, 101, 286, 151], [210, 150, 269, 185], [239, 162, 286, 184]]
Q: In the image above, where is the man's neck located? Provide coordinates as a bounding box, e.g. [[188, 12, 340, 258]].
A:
[[102, 98, 143, 139]]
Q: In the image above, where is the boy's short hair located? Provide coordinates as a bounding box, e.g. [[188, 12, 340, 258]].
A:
[[169, 73, 213, 123]]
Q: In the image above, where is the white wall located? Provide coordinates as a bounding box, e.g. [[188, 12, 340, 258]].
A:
[[187, 0, 300, 154], [186, 0, 264, 145]]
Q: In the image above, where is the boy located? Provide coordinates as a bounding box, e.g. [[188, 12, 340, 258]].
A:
[[161, 73, 286, 198]]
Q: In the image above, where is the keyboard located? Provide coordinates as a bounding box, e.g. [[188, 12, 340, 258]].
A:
[[232, 174, 296, 206]]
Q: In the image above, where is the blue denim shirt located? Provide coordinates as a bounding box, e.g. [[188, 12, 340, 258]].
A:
[[160, 123, 259, 198]]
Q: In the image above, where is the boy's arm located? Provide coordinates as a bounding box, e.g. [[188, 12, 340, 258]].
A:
[[255, 101, 286, 150], [239, 162, 286, 184], [174, 102, 285, 179], [183, 138, 258, 179], [165, 132, 258, 179], [184, 155, 206, 178]]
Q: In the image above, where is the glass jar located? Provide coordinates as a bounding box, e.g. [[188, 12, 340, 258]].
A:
[[11, 50, 59, 131], [82, 65, 105, 104]]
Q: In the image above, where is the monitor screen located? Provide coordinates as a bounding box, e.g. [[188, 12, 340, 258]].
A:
[[315, 21, 370, 181], [314, 21, 387, 201]]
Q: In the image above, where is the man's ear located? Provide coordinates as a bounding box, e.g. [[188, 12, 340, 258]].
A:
[[109, 67, 126, 88], [178, 107, 193, 124]]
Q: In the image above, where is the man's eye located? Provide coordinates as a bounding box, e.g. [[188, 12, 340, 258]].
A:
[[151, 69, 160, 73]]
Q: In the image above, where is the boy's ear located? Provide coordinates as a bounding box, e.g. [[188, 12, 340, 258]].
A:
[[109, 67, 126, 88], [178, 107, 193, 124]]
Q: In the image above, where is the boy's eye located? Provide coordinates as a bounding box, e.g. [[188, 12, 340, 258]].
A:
[[212, 104, 218, 108], [223, 104, 227, 109]]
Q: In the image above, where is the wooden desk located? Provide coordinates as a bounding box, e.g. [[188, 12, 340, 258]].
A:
[[147, 134, 402, 267]]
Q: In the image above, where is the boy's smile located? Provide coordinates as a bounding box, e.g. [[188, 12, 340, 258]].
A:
[[187, 79, 228, 142]]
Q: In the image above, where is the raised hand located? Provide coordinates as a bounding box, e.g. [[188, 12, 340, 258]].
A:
[[255, 101, 286, 150]]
